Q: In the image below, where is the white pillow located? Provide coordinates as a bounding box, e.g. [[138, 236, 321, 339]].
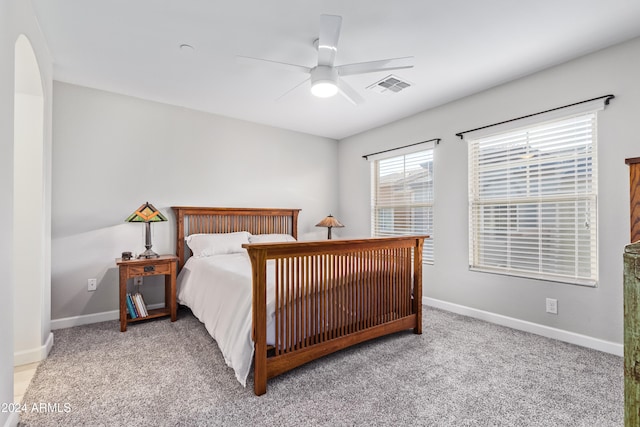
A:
[[248, 233, 296, 243], [186, 232, 250, 257]]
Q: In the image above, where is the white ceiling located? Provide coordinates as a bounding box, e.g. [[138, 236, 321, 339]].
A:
[[30, 0, 640, 140]]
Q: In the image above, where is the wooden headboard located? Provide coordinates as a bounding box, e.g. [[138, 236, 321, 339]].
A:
[[171, 206, 301, 270]]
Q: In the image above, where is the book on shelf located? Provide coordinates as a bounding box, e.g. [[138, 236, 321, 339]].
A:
[[131, 292, 142, 317], [126, 292, 149, 319], [125, 293, 137, 319], [140, 293, 149, 316], [134, 292, 148, 317]]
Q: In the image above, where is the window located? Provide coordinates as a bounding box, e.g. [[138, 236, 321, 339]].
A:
[[467, 109, 600, 286], [371, 145, 434, 263]]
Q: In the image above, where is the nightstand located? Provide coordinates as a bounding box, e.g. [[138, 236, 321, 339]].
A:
[[116, 254, 178, 332]]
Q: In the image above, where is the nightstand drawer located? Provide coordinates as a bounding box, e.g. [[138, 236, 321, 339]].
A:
[[128, 263, 171, 276]]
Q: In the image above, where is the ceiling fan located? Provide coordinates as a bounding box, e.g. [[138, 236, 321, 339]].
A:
[[237, 14, 414, 105]]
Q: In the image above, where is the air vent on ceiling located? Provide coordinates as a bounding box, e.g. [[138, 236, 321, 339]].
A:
[[367, 74, 412, 94]]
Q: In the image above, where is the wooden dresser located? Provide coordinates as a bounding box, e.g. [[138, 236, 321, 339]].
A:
[[626, 157, 640, 243]]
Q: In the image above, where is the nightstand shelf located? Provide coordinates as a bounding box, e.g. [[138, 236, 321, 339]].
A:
[[116, 254, 178, 332], [126, 307, 171, 322]]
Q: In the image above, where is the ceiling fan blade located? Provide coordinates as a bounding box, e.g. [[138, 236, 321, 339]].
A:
[[337, 78, 364, 105], [336, 56, 414, 77], [275, 77, 310, 102], [236, 55, 311, 74], [317, 14, 342, 66]]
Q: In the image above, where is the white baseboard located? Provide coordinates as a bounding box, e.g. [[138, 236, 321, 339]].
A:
[[424, 297, 623, 357], [51, 303, 166, 330], [3, 412, 19, 427], [51, 309, 119, 330], [13, 332, 54, 367]]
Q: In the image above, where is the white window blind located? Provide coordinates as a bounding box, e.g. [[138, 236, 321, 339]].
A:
[[467, 112, 598, 285], [371, 146, 434, 263]]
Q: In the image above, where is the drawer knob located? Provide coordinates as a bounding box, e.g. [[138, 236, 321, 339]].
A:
[[144, 265, 156, 273]]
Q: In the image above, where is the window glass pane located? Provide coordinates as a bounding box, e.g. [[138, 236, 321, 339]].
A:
[[372, 148, 434, 263]]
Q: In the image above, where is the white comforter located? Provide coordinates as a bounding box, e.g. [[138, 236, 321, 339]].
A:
[[176, 252, 276, 387]]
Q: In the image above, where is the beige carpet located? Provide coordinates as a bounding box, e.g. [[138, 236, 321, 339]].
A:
[[18, 307, 623, 426]]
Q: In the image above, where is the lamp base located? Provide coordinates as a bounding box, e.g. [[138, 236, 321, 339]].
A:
[[138, 248, 160, 259]]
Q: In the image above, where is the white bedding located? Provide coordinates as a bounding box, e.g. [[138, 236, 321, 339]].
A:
[[176, 252, 277, 387]]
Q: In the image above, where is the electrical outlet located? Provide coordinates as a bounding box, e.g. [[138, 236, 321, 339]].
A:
[[133, 277, 143, 286], [545, 298, 558, 314], [87, 278, 97, 292]]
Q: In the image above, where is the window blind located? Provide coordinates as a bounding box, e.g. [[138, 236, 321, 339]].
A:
[[371, 146, 434, 263], [468, 112, 598, 285]]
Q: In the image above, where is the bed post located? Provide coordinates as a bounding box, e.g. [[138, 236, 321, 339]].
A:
[[172, 207, 185, 270], [248, 247, 268, 396], [291, 209, 299, 240], [413, 237, 424, 335]]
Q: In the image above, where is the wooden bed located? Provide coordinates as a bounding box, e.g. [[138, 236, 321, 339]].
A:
[[172, 206, 426, 395]]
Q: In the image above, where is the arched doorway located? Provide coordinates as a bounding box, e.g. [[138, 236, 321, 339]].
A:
[[13, 35, 46, 370]]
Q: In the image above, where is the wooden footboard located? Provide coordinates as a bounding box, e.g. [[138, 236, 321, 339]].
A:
[[245, 236, 426, 395]]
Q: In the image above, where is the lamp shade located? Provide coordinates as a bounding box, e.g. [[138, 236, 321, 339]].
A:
[[125, 202, 167, 259], [315, 214, 344, 239], [125, 202, 168, 223], [315, 214, 344, 229]]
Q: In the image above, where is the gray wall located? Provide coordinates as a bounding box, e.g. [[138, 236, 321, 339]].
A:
[[51, 82, 338, 320], [338, 36, 640, 345]]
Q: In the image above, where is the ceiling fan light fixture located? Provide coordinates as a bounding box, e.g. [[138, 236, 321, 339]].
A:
[[310, 65, 339, 98], [311, 80, 338, 98]]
